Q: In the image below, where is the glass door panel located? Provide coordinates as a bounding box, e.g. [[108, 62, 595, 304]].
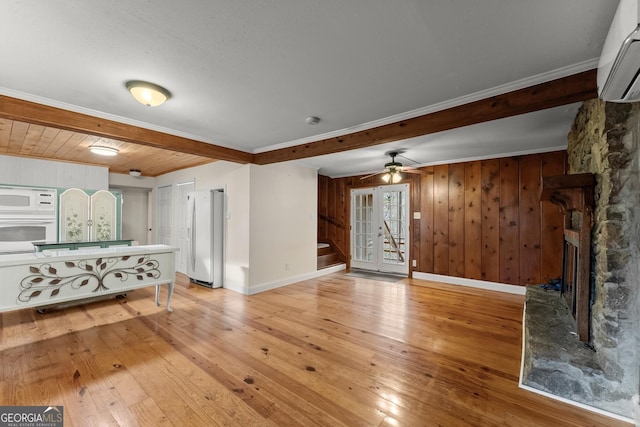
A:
[[381, 186, 407, 269], [351, 189, 376, 269], [350, 184, 409, 274]]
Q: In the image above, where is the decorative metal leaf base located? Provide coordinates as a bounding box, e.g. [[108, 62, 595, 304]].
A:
[[18, 254, 173, 311]]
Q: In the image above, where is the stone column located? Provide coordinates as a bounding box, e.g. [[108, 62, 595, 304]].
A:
[[567, 99, 640, 409]]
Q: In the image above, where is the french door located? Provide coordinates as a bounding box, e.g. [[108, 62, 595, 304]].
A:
[[350, 184, 409, 275]]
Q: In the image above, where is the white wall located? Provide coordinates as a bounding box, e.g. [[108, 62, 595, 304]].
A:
[[0, 155, 108, 189], [109, 172, 155, 190], [119, 187, 150, 245], [248, 162, 317, 292], [153, 160, 318, 295]]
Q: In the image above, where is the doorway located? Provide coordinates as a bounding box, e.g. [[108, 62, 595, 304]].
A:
[[350, 184, 409, 275], [118, 187, 150, 245], [156, 185, 173, 245], [176, 181, 195, 274]]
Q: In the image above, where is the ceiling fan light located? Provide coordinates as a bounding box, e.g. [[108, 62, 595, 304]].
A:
[[392, 172, 402, 183], [381, 173, 391, 183], [126, 80, 171, 107], [89, 145, 119, 156]]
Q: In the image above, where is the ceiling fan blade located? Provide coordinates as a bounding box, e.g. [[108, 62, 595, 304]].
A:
[[402, 168, 426, 174], [360, 171, 382, 180]]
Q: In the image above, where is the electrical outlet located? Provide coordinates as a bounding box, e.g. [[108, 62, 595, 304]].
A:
[[412, 259, 417, 267], [285, 263, 289, 271]]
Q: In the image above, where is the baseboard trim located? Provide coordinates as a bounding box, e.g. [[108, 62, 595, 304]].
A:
[[221, 280, 247, 295], [411, 272, 526, 295], [246, 263, 346, 295]]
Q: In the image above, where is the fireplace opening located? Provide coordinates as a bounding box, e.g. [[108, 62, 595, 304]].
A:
[[541, 173, 595, 342]]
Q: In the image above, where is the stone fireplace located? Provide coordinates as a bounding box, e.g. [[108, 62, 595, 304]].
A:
[[521, 99, 640, 421]]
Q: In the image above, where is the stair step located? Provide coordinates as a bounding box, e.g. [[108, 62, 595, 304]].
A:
[[318, 246, 333, 256], [317, 253, 339, 269]]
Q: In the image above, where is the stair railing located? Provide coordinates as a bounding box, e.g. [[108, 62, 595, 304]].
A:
[[383, 220, 404, 262]]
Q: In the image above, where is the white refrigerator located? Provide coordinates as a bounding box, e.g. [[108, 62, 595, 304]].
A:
[[186, 189, 224, 288]]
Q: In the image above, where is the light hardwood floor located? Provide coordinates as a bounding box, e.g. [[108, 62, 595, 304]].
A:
[[0, 272, 629, 426]]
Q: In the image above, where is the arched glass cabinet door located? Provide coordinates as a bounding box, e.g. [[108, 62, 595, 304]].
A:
[[90, 190, 117, 241], [59, 188, 90, 242]]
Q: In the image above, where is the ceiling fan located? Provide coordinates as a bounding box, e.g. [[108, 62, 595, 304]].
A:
[[360, 151, 425, 183]]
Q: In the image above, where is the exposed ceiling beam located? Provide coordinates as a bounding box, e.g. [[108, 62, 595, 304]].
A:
[[0, 95, 253, 164], [253, 69, 598, 165], [1, 69, 597, 169]]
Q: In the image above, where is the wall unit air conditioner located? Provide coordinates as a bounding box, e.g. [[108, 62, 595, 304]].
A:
[[597, 0, 640, 102]]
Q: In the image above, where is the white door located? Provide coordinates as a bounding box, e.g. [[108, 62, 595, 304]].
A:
[[350, 184, 409, 275], [156, 185, 173, 245], [147, 191, 154, 244], [176, 181, 194, 274]]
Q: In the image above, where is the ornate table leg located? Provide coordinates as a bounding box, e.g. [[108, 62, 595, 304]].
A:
[[154, 283, 173, 312], [165, 281, 174, 312]]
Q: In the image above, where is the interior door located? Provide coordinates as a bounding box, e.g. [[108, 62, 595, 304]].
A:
[[156, 185, 173, 245], [176, 181, 194, 274], [350, 184, 409, 275]]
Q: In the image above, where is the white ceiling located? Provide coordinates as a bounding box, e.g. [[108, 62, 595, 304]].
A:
[[0, 1, 618, 177]]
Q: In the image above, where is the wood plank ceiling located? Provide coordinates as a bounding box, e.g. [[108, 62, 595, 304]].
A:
[[0, 70, 598, 177], [0, 118, 216, 177]]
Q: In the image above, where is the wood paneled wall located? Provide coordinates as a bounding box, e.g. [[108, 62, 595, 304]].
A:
[[318, 151, 567, 286]]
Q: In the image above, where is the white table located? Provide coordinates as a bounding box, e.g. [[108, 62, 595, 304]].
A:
[[0, 244, 178, 313]]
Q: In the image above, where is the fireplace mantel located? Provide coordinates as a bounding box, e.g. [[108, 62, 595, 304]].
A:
[[540, 173, 595, 341], [540, 173, 595, 214]]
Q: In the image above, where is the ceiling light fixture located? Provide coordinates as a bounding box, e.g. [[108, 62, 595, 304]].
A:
[[129, 169, 142, 177], [89, 145, 119, 156], [381, 170, 402, 183], [125, 80, 171, 107]]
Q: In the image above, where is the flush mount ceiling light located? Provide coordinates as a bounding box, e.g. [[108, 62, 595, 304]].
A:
[[125, 80, 171, 107], [89, 145, 119, 156], [129, 169, 142, 177]]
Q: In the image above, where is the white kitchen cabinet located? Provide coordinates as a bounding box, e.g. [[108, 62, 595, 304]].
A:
[[59, 188, 120, 242], [0, 155, 108, 190], [90, 189, 118, 241]]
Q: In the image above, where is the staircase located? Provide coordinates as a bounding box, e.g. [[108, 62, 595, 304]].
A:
[[317, 242, 343, 270]]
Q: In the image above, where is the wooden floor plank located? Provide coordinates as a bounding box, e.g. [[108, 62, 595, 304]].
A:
[[0, 272, 629, 427]]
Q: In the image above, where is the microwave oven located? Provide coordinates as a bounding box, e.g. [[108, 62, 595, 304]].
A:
[[0, 187, 57, 215]]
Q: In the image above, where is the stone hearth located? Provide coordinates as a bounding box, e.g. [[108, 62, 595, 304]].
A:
[[521, 285, 633, 418], [520, 99, 640, 423]]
